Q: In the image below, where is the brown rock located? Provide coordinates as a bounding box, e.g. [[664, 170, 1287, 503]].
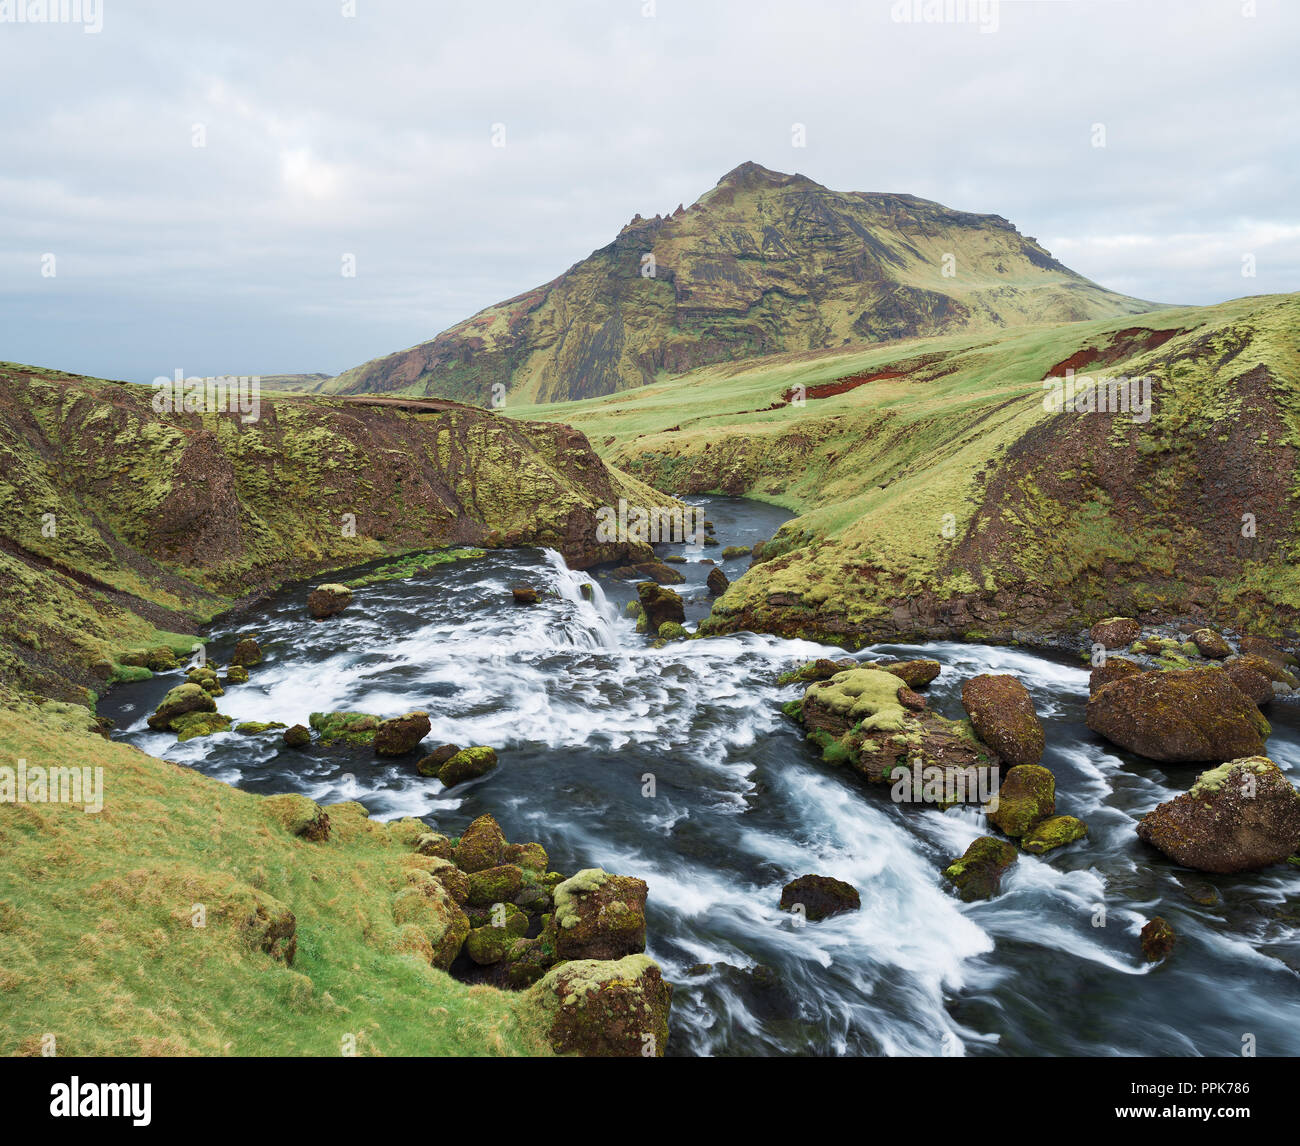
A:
[[1189, 628, 1231, 659], [512, 585, 541, 604], [960, 673, 1045, 767], [374, 711, 431, 756], [778, 874, 861, 921], [307, 583, 352, 619], [1090, 617, 1141, 649], [1140, 917, 1176, 962], [706, 566, 729, 596], [636, 581, 685, 631], [1089, 656, 1144, 696]]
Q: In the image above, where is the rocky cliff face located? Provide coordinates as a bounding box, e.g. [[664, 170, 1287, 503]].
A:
[[0, 365, 669, 700], [328, 162, 1152, 405]]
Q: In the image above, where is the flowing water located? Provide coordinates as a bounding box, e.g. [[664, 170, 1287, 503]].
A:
[[102, 496, 1300, 1057]]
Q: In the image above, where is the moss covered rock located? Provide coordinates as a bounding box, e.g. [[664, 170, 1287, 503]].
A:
[[960, 673, 1044, 767], [706, 566, 729, 596], [553, 868, 648, 961], [1225, 657, 1279, 706], [721, 545, 751, 559], [527, 954, 672, 1057], [1091, 617, 1141, 649], [307, 583, 352, 619], [466, 863, 524, 907], [283, 723, 311, 748], [438, 745, 498, 787], [230, 637, 263, 667], [390, 879, 470, 971], [943, 836, 1018, 901], [878, 659, 942, 689], [308, 710, 379, 747], [374, 711, 431, 756], [171, 710, 233, 741], [224, 664, 250, 684], [1136, 756, 1300, 873], [235, 720, 287, 734], [455, 814, 507, 873], [657, 621, 690, 641], [512, 585, 541, 604], [988, 764, 1055, 838], [1089, 656, 1143, 696], [1021, 814, 1088, 855], [262, 793, 331, 841], [636, 581, 685, 631], [778, 874, 861, 921], [416, 743, 461, 777], [146, 682, 216, 731], [1190, 629, 1231, 659], [1085, 667, 1270, 763], [185, 665, 224, 695], [1140, 916, 1176, 963]]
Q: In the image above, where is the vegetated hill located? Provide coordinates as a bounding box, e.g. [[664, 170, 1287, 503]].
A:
[[0, 364, 669, 703], [511, 292, 1300, 646], [255, 372, 334, 393], [327, 161, 1154, 405]]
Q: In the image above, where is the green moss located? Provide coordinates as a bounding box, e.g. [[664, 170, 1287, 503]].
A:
[[553, 869, 609, 930], [805, 668, 907, 733]]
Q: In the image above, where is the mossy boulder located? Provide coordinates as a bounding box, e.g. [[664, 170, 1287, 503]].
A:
[[1089, 656, 1143, 695], [184, 666, 224, 696], [657, 621, 689, 641], [1136, 756, 1300, 873], [1021, 814, 1088, 855], [455, 814, 507, 873], [1231, 652, 1298, 691], [235, 720, 287, 734], [706, 566, 729, 596], [438, 745, 498, 787], [1140, 916, 1176, 963], [879, 659, 942, 689], [632, 561, 685, 586], [1091, 617, 1141, 649], [553, 868, 648, 961], [374, 711, 431, 756], [1238, 636, 1298, 672], [512, 585, 541, 604], [777, 657, 855, 685], [230, 637, 263, 667], [943, 836, 1018, 901], [391, 879, 470, 971], [526, 954, 671, 1057], [416, 743, 462, 777], [283, 723, 311, 748], [1085, 667, 1270, 763], [778, 874, 861, 921], [146, 682, 216, 731], [721, 545, 751, 559], [143, 646, 179, 672], [988, 764, 1055, 837], [960, 673, 1044, 767], [1225, 657, 1280, 706], [466, 863, 524, 907], [1190, 629, 1231, 659], [464, 906, 531, 965], [224, 664, 250, 684], [171, 711, 233, 741], [636, 581, 685, 631], [307, 583, 352, 619], [414, 832, 456, 861], [262, 793, 331, 841], [308, 710, 379, 747], [505, 841, 549, 873]]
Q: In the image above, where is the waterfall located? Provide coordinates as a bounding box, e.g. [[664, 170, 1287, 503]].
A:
[[542, 548, 625, 650]]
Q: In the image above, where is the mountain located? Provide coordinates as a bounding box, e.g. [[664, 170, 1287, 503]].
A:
[[327, 161, 1155, 404]]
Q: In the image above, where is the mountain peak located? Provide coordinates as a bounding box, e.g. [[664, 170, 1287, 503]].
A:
[[715, 161, 814, 192]]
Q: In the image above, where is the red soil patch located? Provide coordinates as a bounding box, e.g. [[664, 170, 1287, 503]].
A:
[[1043, 327, 1185, 379]]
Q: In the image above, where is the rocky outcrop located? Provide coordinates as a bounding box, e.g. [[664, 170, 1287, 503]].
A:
[[1136, 757, 1300, 873], [960, 673, 1044, 767], [636, 581, 685, 632], [778, 874, 861, 921], [1086, 668, 1270, 763]]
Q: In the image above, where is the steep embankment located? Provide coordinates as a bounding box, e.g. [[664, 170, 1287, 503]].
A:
[[0, 365, 668, 704], [0, 364, 675, 1057], [327, 161, 1152, 405], [514, 292, 1300, 646]]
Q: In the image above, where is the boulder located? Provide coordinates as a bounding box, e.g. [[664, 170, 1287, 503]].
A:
[[553, 868, 648, 961], [455, 814, 507, 873], [1136, 756, 1300, 873], [778, 874, 861, 921], [185, 666, 224, 695], [1085, 668, 1270, 763], [309, 711, 379, 746], [439, 746, 498, 787], [721, 545, 751, 559], [527, 954, 672, 1057], [224, 664, 250, 684], [307, 583, 352, 619], [706, 567, 729, 596], [1091, 617, 1141, 649], [777, 657, 855, 685], [146, 682, 216, 731], [466, 863, 524, 907], [1238, 636, 1297, 672], [636, 581, 685, 631], [391, 879, 470, 971], [512, 585, 540, 605], [960, 673, 1045, 767], [374, 711, 431, 756], [230, 637, 263, 667], [631, 562, 685, 586], [416, 743, 461, 777], [656, 621, 689, 641], [1140, 917, 1177, 963], [988, 764, 1055, 837], [1021, 815, 1088, 855], [1089, 656, 1143, 695], [1231, 652, 1298, 691], [943, 837, 1018, 901], [283, 723, 311, 748], [1224, 658, 1275, 706], [879, 659, 942, 689], [143, 646, 179, 672], [171, 711, 232, 741], [1189, 629, 1231, 659], [262, 793, 330, 841]]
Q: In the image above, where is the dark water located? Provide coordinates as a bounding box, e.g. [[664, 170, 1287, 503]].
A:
[[102, 496, 1300, 1057]]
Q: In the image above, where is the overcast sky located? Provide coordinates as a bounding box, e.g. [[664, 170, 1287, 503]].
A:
[[0, 0, 1295, 383]]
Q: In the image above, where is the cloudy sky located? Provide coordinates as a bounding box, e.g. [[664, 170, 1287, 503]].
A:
[[0, 0, 1295, 383]]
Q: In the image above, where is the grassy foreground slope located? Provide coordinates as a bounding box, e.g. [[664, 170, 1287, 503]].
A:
[[0, 364, 676, 1057], [512, 292, 1300, 645], [0, 697, 550, 1056]]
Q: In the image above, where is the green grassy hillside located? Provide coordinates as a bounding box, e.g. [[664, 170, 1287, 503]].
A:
[[512, 292, 1300, 645]]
